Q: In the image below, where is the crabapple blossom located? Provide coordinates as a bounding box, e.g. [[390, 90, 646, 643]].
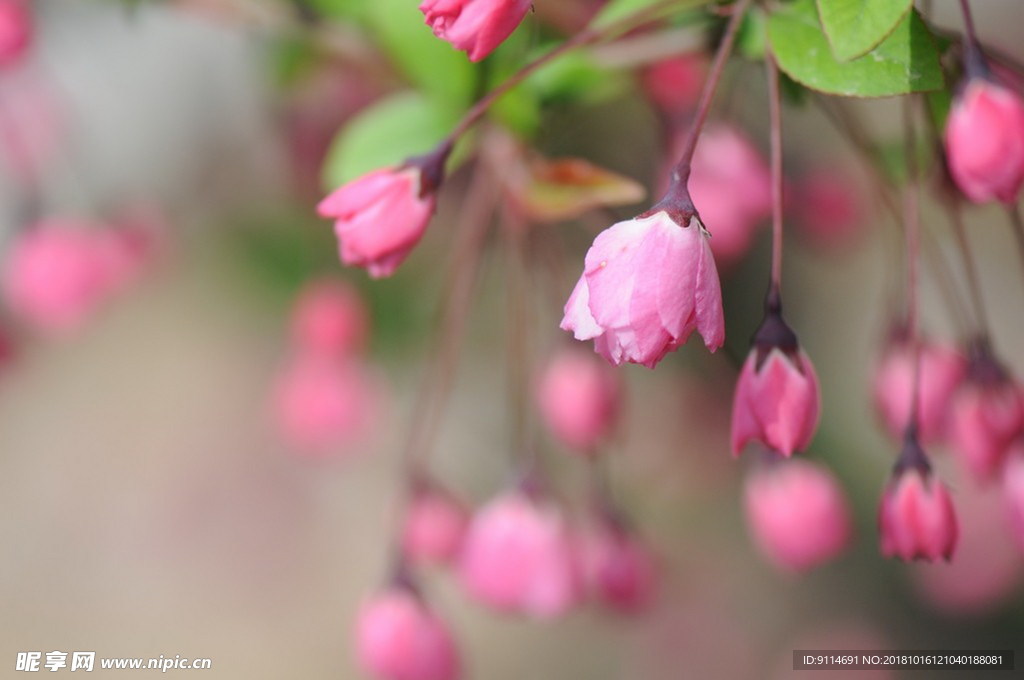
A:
[[401, 481, 469, 565], [420, 0, 532, 62], [318, 154, 446, 278], [872, 334, 966, 444], [944, 77, 1024, 204], [289, 278, 368, 358], [536, 347, 622, 454], [561, 210, 724, 368], [458, 488, 581, 618], [743, 459, 851, 572], [356, 586, 460, 680]]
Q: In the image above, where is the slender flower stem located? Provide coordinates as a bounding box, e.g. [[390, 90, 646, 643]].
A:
[[1006, 204, 1024, 292], [668, 0, 753, 185], [958, 0, 978, 48], [816, 96, 974, 336], [948, 201, 991, 336], [902, 98, 924, 440], [766, 51, 784, 294], [445, 0, 698, 145], [400, 161, 497, 476]]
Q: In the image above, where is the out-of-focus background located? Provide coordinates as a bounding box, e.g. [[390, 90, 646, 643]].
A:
[[1, 1, 1023, 678]]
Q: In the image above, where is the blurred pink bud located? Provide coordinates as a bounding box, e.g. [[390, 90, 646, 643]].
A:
[[687, 126, 771, 263], [1003, 447, 1024, 550], [914, 482, 1024, 615], [642, 55, 706, 115], [272, 354, 380, 457], [458, 489, 581, 618], [950, 362, 1024, 483], [1, 222, 114, 334], [583, 522, 658, 613], [356, 587, 460, 680], [537, 348, 622, 453], [944, 78, 1024, 204], [561, 210, 724, 368], [289, 278, 368, 357], [318, 166, 437, 278], [792, 170, 865, 249], [732, 347, 820, 457], [420, 0, 531, 62], [743, 460, 851, 572], [872, 336, 966, 444], [402, 482, 469, 565], [879, 466, 958, 562], [0, 0, 31, 68]]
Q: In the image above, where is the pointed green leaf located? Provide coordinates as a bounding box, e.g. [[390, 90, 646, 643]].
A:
[[817, 0, 913, 61], [768, 0, 942, 98]]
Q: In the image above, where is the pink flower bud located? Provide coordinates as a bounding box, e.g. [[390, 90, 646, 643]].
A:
[[402, 482, 469, 565], [289, 278, 368, 357], [944, 77, 1024, 204], [536, 348, 622, 453], [731, 346, 820, 458], [1003, 447, 1024, 549], [561, 210, 725, 368], [318, 167, 437, 279], [271, 354, 380, 457], [0, 0, 31, 68], [872, 336, 966, 444], [458, 489, 581, 618], [420, 0, 532, 63], [583, 521, 658, 613], [642, 55, 706, 115], [743, 460, 851, 572], [879, 466, 958, 562], [685, 126, 771, 263], [356, 587, 460, 680], [950, 356, 1024, 483], [1, 221, 115, 334]]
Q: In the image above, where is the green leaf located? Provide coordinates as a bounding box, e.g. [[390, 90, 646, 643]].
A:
[[367, 0, 475, 107], [321, 92, 460, 188], [768, 0, 942, 98], [817, 0, 913, 61]]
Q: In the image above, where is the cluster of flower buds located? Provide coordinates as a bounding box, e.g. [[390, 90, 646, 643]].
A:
[[271, 278, 383, 457], [1, 214, 160, 335]]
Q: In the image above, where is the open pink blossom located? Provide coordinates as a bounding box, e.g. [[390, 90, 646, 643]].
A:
[[356, 587, 460, 680], [537, 348, 622, 454], [950, 355, 1024, 483], [732, 342, 820, 458], [561, 210, 724, 368], [420, 0, 531, 62], [944, 77, 1024, 204], [402, 482, 469, 565], [272, 353, 380, 457], [583, 521, 658, 613], [289, 278, 368, 357], [879, 466, 958, 562], [318, 167, 437, 278], [458, 489, 581, 618], [1, 221, 115, 334], [872, 336, 966, 444], [686, 125, 771, 263], [0, 0, 30, 68], [743, 459, 851, 572]]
